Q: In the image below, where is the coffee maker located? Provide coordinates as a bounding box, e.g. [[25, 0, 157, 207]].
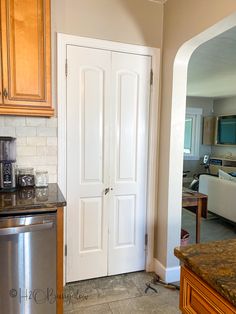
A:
[[0, 137, 16, 190]]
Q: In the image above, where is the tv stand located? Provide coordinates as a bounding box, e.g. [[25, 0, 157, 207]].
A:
[[209, 156, 236, 175]]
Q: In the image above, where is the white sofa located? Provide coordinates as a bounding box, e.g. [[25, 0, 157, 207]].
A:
[[199, 174, 236, 223]]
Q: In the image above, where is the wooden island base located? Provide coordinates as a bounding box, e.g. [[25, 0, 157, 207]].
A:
[[180, 266, 236, 314]]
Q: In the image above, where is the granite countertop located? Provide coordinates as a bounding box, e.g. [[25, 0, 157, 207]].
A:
[[0, 183, 66, 216], [174, 239, 236, 307]]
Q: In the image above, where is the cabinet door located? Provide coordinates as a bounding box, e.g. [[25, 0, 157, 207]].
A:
[[0, 0, 53, 116], [180, 266, 236, 314], [203, 116, 216, 145]]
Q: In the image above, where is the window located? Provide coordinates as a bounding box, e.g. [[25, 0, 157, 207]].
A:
[[184, 108, 202, 160]]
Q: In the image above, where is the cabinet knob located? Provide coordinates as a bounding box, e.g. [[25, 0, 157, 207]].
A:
[[3, 89, 8, 98]]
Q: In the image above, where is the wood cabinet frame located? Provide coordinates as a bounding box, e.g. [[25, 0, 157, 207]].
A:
[[180, 266, 236, 314], [0, 0, 53, 116]]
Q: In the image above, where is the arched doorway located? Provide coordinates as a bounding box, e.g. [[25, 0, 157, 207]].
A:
[[165, 11, 236, 282]]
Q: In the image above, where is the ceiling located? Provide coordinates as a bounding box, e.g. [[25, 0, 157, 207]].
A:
[[187, 26, 236, 98]]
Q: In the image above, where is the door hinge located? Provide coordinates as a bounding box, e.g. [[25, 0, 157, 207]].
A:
[[65, 244, 67, 256], [145, 234, 148, 246], [65, 59, 68, 77], [150, 69, 153, 86]]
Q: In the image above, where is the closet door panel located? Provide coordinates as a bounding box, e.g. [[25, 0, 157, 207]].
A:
[[109, 52, 151, 275], [66, 45, 111, 282]]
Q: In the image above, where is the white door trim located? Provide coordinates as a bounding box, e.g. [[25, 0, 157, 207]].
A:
[[57, 33, 160, 281]]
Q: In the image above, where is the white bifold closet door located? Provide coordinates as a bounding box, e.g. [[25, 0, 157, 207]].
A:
[[66, 45, 151, 282]]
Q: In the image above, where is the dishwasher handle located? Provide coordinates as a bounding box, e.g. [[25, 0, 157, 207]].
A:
[[0, 222, 54, 236]]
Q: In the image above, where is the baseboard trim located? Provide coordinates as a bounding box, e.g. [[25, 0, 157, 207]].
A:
[[154, 258, 180, 283]]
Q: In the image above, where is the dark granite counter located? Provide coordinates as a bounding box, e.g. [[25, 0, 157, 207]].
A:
[[174, 239, 236, 307], [0, 183, 66, 216]]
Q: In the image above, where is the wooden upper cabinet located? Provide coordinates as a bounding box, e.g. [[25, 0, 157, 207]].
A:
[[0, 0, 53, 116]]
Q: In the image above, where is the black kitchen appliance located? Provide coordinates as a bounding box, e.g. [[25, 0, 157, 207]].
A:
[[0, 137, 16, 190]]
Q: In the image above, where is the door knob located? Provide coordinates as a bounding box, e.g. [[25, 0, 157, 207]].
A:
[[104, 188, 110, 195]]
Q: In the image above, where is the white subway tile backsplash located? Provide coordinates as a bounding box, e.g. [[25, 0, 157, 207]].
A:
[[27, 136, 47, 146], [0, 118, 5, 127], [37, 127, 57, 137], [0, 116, 58, 183], [46, 117, 57, 127], [17, 145, 37, 156], [17, 155, 57, 166], [16, 126, 37, 137], [36, 146, 46, 156], [0, 126, 16, 137], [5, 117, 26, 126], [36, 156, 57, 165], [35, 165, 57, 174], [17, 156, 38, 167], [36, 146, 57, 156], [26, 117, 46, 127], [17, 137, 27, 145], [47, 137, 57, 146], [48, 174, 57, 183]]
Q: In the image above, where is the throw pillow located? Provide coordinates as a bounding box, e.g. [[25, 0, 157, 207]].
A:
[[219, 169, 236, 183]]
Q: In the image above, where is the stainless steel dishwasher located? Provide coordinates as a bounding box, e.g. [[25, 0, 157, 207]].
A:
[[0, 213, 57, 314]]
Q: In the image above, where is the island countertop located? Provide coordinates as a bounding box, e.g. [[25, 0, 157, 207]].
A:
[[174, 239, 236, 307], [0, 183, 66, 216]]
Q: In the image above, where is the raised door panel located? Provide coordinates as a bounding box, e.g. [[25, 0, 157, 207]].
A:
[[116, 71, 138, 183], [114, 195, 136, 248], [0, 0, 53, 116], [79, 198, 103, 253], [80, 67, 104, 185]]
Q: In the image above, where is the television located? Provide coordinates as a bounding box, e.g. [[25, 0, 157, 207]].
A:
[[216, 115, 236, 145]]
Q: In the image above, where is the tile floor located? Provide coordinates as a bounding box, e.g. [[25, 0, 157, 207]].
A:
[[182, 208, 236, 244], [64, 208, 236, 313], [64, 272, 181, 314]]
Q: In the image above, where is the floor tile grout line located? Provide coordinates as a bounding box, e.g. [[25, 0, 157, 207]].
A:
[[107, 301, 113, 313], [64, 294, 162, 314], [68, 294, 144, 310], [64, 290, 160, 312]]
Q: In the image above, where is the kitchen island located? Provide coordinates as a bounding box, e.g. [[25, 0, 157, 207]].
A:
[[175, 239, 236, 313], [0, 184, 66, 314]]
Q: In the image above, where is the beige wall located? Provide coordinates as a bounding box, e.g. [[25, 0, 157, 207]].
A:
[[52, 0, 163, 48], [156, 0, 236, 267], [214, 96, 236, 116], [51, 0, 163, 111]]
